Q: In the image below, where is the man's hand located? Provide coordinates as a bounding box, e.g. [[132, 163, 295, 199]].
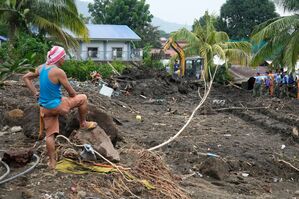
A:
[[23, 66, 40, 97]]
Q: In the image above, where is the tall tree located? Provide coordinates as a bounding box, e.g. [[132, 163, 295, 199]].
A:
[[274, 0, 299, 12], [218, 0, 279, 40], [139, 24, 161, 48], [88, 0, 158, 47], [173, 12, 252, 80], [88, 0, 110, 24], [251, 0, 299, 72], [193, 13, 217, 32], [0, 0, 88, 48]]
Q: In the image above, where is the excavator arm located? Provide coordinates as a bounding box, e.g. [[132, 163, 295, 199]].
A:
[[162, 37, 186, 77]]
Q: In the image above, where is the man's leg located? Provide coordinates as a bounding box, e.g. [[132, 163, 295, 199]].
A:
[[46, 134, 56, 169], [62, 94, 96, 128], [43, 115, 59, 169], [77, 94, 88, 127]]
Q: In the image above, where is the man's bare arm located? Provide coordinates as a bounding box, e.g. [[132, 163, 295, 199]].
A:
[[22, 67, 40, 97], [58, 70, 77, 97]]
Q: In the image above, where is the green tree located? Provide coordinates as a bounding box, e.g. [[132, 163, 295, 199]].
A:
[[251, 0, 299, 72], [88, 0, 158, 47], [139, 24, 161, 48], [193, 13, 217, 32], [274, 0, 299, 12], [0, 0, 88, 48], [218, 0, 279, 40], [172, 12, 252, 80], [88, 0, 110, 24]]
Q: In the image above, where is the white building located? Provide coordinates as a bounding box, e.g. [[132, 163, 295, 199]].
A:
[[71, 24, 142, 61]]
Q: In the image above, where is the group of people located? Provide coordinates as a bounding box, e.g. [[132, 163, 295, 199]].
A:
[[252, 70, 299, 99]]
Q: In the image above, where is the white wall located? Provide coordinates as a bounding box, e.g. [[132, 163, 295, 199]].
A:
[[80, 41, 105, 60], [79, 40, 131, 61], [106, 41, 129, 60]]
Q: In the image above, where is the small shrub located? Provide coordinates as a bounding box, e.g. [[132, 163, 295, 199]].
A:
[[62, 60, 115, 81], [111, 60, 127, 74], [62, 60, 96, 81], [0, 34, 50, 66], [212, 65, 233, 84], [143, 45, 163, 69], [97, 63, 114, 79], [0, 56, 34, 83]]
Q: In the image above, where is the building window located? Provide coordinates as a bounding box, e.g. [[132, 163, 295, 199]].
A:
[[87, 47, 98, 58], [112, 48, 123, 59]]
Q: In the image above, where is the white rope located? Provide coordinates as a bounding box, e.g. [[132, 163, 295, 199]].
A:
[[148, 66, 219, 151]]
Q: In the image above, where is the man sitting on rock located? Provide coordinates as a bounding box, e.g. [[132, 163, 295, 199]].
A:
[[23, 46, 97, 169]]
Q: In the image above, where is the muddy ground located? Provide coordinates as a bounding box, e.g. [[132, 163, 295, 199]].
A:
[[0, 69, 298, 199]]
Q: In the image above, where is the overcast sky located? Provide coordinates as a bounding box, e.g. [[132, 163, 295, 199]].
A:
[[82, 0, 291, 25]]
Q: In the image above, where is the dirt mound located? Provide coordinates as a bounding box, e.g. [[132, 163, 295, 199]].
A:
[[121, 67, 163, 80], [2, 148, 33, 168], [113, 66, 194, 98], [3, 109, 24, 127]]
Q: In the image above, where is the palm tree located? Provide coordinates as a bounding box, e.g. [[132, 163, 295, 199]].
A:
[[251, 0, 298, 72], [172, 12, 251, 80], [0, 0, 88, 48]]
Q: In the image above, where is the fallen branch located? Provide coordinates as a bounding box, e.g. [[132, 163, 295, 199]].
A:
[[181, 172, 196, 180], [112, 78, 135, 83], [278, 159, 299, 172], [214, 105, 271, 111], [113, 100, 139, 113], [228, 81, 245, 90], [107, 62, 121, 76]]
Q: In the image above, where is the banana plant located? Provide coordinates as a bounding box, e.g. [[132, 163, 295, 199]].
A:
[[0, 53, 35, 83]]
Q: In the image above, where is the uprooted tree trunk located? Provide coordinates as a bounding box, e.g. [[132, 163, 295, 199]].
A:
[[22, 104, 121, 146]]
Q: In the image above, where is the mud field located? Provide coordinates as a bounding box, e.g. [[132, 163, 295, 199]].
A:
[[0, 69, 298, 199]]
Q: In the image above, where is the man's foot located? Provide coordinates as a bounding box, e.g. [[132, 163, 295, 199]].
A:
[[80, 121, 97, 130]]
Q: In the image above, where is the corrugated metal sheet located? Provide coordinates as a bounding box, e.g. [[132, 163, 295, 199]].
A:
[[78, 24, 141, 41]]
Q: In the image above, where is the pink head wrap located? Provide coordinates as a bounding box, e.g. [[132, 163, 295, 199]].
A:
[[46, 46, 66, 65]]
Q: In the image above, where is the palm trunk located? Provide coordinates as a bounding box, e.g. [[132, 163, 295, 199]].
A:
[[8, 21, 17, 57]]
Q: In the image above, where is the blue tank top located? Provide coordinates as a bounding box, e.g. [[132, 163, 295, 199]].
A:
[[38, 65, 62, 109]]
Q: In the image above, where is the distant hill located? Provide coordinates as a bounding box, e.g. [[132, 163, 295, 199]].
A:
[[75, 0, 191, 33], [152, 17, 192, 33]]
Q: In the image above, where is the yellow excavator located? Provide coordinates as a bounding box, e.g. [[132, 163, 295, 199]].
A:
[[162, 37, 203, 79], [162, 37, 186, 77]]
